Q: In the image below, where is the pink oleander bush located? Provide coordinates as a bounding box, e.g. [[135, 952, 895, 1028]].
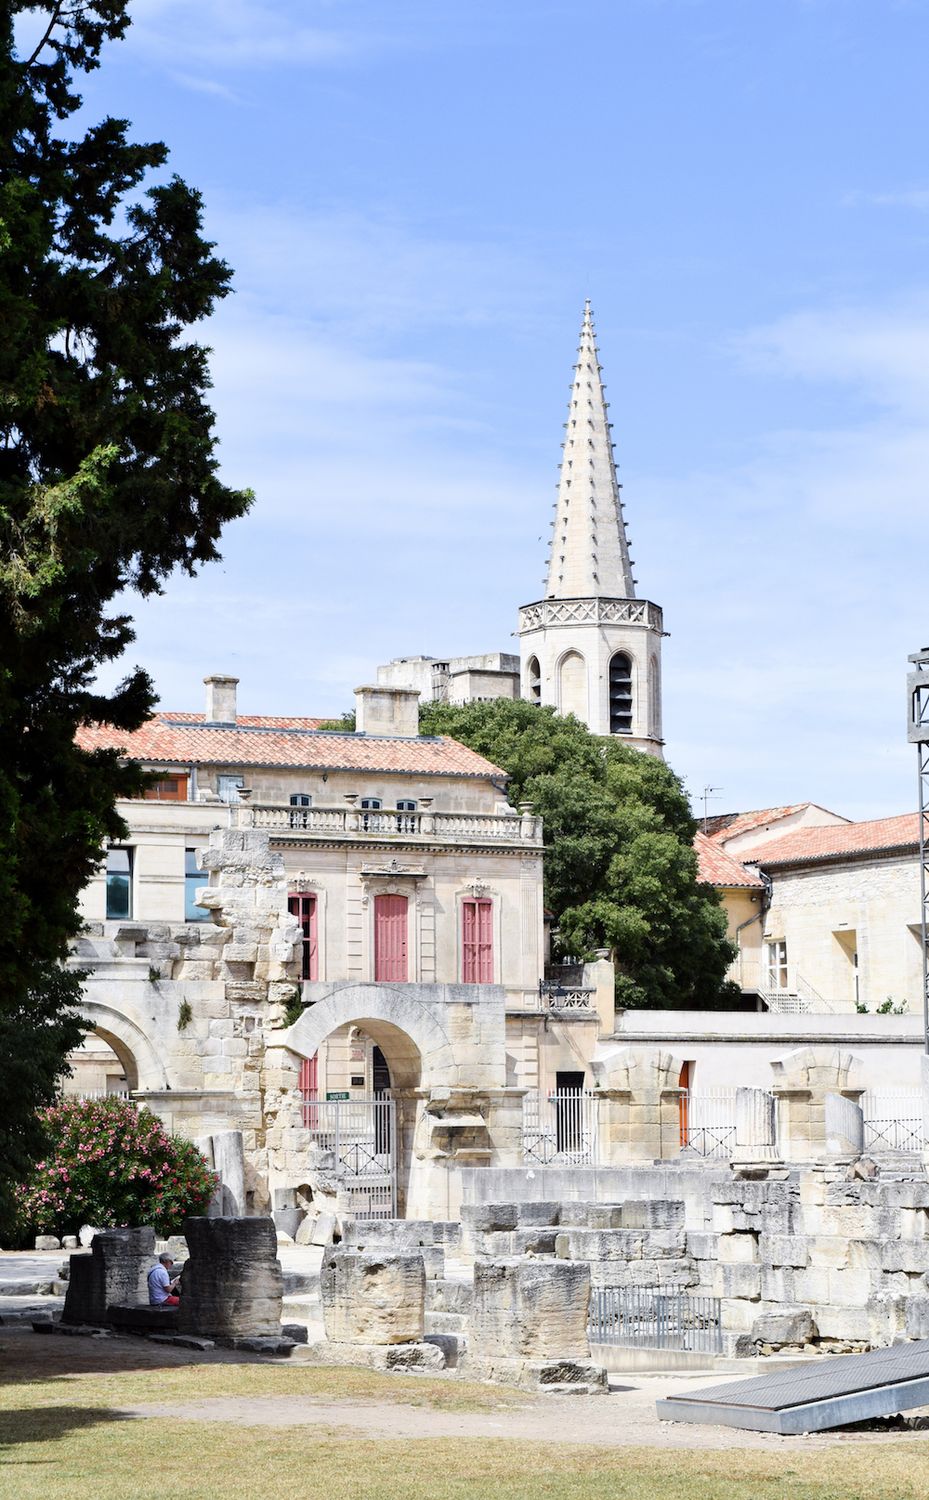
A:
[[17, 1097, 216, 1238]]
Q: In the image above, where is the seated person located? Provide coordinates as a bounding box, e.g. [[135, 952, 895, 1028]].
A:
[[147, 1253, 180, 1307]]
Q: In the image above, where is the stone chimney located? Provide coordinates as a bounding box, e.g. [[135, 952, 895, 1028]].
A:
[[204, 674, 239, 725], [354, 685, 420, 739]]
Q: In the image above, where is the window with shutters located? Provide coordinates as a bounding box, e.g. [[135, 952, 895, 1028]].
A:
[[462, 897, 493, 984], [288, 893, 318, 981], [143, 774, 188, 801], [609, 652, 633, 734], [374, 894, 408, 981]]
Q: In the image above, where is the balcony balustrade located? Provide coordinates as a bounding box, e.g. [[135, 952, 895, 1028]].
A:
[[241, 801, 542, 846]]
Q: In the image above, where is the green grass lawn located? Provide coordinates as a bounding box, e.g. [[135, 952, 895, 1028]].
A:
[[3, 1341, 929, 1500]]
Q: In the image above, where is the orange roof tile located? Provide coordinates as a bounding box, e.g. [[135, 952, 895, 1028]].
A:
[[740, 813, 921, 867], [705, 804, 812, 843], [75, 715, 506, 780], [694, 831, 765, 889]]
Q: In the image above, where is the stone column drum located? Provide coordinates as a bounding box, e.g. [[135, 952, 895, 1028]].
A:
[[320, 1248, 426, 1345], [178, 1217, 283, 1339]]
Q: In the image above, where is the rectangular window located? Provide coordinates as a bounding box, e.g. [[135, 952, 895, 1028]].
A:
[[217, 775, 244, 804], [106, 847, 132, 920], [142, 774, 188, 801], [185, 848, 209, 922], [374, 894, 408, 981], [360, 797, 382, 832], [288, 893, 318, 981], [766, 940, 789, 991], [462, 898, 493, 983]]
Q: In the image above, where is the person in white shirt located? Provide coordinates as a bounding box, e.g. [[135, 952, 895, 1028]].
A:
[[147, 1253, 180, 1307]]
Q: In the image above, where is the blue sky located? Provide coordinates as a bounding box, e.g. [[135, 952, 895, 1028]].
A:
[[48, 0, 929, 819]]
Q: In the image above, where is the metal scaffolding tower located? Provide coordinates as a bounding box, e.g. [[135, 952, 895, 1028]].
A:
[[907, 648, 929, 1054]]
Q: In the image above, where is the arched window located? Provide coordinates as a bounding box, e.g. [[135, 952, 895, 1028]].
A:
[[289, 792, 312, 829], [558, 650, 587, 721], [526, 655, 541, 703], [609, 653, 633, 734]]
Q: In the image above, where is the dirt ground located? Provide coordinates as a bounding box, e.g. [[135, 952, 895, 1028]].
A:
[[4, 1326, 929, 1454]]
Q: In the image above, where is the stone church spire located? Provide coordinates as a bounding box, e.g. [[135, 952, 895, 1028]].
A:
[[518, 301, 665, 755], [546, 301, 636, 601]]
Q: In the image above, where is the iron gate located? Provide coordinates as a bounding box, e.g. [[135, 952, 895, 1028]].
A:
[[523, 1090, 599, 1165], [301, 1096, 396, 1218], [862, 1090, 924, 1154]]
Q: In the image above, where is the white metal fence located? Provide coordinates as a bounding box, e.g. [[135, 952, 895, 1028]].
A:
[[681, 1089, 739, 1157], [861, 1090, 924, 1154], [301, 1096, 396, 1218], [523, 1090, 599, 1165]]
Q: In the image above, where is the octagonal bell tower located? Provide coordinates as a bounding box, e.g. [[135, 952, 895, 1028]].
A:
[[517, 302, 665, 755]]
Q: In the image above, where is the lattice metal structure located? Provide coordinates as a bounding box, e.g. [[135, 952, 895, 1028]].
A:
[[907, 648, 929, 1052]]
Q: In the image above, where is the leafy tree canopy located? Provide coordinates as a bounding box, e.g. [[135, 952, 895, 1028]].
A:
[[0, 2, 251, 1234], [418, 699, 736, 1009]]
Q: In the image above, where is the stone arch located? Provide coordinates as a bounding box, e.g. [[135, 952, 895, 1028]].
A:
[[281, 983, 456, 1090], [77, 999, 168, 1091], [525, 654, 542, 703], [557, 648, 587, 721]]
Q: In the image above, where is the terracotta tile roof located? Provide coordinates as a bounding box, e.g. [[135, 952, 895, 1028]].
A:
[[161, 713, 328, 730], [75, 715, 506, 780], [694, 831, 765, 889], [740, 813, 921, 868], [705, 804, 812, 843]]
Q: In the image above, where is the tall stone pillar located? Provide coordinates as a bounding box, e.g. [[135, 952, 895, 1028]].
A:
[[590, 1048, 683, 1164], [733, 1087, 779, 1165], [770, 1047, 864, 1162]]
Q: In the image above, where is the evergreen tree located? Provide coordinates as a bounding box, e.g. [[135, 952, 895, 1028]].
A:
[[418, 699, 736, 1009], [0, 2, 251, 1233]]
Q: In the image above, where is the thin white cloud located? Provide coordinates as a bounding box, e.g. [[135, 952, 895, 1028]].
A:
[[169, 72, 243, 103], [846, 186, 929, 212], [126, 0, 377, 70]]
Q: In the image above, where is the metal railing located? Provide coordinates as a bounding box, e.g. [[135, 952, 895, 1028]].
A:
[[538, 978, 594, 1011], [523, 1089, 598, 1165], [862, 1090, 925, 1154], [589, 1286, 723, 1354], [681, 1089, 738, 1157]]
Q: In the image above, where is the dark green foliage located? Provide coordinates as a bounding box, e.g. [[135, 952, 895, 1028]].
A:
[[419, 700, 736, 1009], [0, 4, 251, 1236]]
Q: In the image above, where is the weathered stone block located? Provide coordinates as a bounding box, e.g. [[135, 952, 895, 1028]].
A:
[[759, 1234, 809, 1268], [63, 1226, 154, 1325], [751, 1308, 817, 1346], [713, 1263, 761, 1300], [460, 1203, 518, 1234], [320, 1248, 425, 1345], [514, 1201, 560, 1227], [178, 1217, 282, 1339], [470, 1258, 591, 1360], [717, 1232, 758, 1265]]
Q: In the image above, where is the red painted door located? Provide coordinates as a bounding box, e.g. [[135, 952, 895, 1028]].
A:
[[288, 893, 318, 981], [462, 898, 493, 983], [374, 894, 408, 981]]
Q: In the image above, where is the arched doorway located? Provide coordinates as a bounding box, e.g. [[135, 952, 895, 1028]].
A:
[[62, 1030, 135, 1099], [284, 988, 456, 1219]]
